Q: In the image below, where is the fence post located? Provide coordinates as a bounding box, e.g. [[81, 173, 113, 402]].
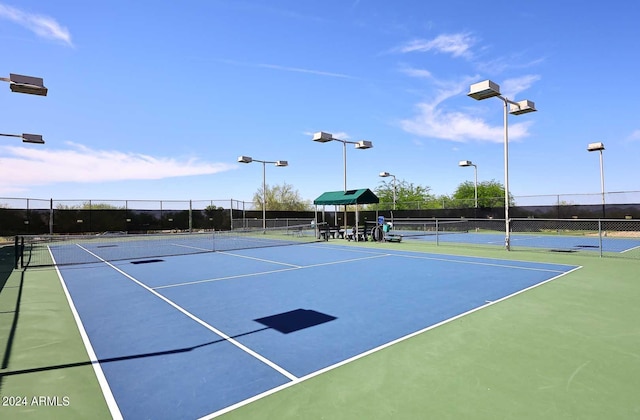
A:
[[189, 200, 193, 233], [598, 219, 603, 258], [49, 198, 53, 234]]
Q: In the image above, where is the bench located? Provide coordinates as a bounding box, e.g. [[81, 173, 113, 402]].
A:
[[346, 228, 367, 242], [318, 225, 341, 240]]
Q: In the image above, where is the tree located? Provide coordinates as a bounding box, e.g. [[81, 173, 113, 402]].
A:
[[55, 201, 125, 210], [372, 180, 437, 210], [253, 182, 311, 211], [451, 179, 515, 208], [204, 204, 224, 212]]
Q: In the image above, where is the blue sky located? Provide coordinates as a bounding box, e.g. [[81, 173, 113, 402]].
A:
[[1, 1, 638, 205]]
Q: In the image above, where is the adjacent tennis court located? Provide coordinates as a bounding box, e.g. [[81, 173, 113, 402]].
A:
[[401, 230, 640, 253], [44, 238, 578, 419], [364, 218, 640, 254]]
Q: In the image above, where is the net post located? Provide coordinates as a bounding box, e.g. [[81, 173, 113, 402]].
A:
[[20, 236, 24, 268], [435, 219, 439, 246]]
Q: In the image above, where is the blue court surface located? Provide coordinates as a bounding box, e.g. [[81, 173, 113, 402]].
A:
[[53, 243, 579, 419], [402, 231, 640, 253]]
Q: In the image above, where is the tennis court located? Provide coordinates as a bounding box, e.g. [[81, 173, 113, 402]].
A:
[[33, 235, 578, 418], [3, 233, 640, 420]]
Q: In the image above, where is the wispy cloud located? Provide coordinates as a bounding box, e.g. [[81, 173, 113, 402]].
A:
[[476, 55, 546, 75], [258, 63, 354, 79], [501, 74, 541, 99], [395, 33, 476, 59], [627, 129, 640, 142], [0, 3, 72, 46], [400, 102, 533, 143], [399, 76, 536, 143], [215, 59, 354, 79], [399, 66, 433, 79], [0, 143, 235, 194]]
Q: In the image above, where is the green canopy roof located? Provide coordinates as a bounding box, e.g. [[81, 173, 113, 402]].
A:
[[313, 189, 379, 205]]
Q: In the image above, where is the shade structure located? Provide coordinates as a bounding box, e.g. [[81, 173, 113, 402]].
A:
[[313, 189, 379, 242], [313, 188, 379, 206]]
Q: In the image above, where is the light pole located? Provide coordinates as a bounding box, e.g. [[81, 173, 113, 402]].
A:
[[237, 155, 288, 229], [458, 160, 478, 208], [312, 131, 373, 234], [587, 142, 606, 218], [379, 171, 397, 210], [468, 80, 536, 250]]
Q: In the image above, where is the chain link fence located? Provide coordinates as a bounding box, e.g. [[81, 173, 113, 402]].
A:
[[1, 195, 639, 259], [0, 198, 236, 236], [509, 218, 640, 259], [388, 218, 640, 260]]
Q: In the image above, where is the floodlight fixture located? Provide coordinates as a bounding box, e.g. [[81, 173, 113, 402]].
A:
[[275, 160, 288, 167], [237, 155, 253, 163], [379, 171, 391, 177], [355, 140, 373, 149], [0, 132, 45, 144], [587, 142, 605, 152], [312, 131, 333, 143], [22, 133, 45, 144], [468, 80, 501, 101], [458, 160, 473, 167], [509, 100, 537, 115], [2, 73, 48, 96]]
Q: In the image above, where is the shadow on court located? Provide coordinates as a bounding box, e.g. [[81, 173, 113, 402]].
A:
[[0, 308, 336, 379], [0, 245, 25, 394]]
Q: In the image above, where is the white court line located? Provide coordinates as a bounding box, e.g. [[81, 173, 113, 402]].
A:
[[153, 267, 300, 290], [394, 253, 569, 273], [51, 247, 123, 420], [621, 244, 640, 254], [218, 251, 302, 268], [74, 244, 299, 382], [307, 243, 572, 273], [171, 243, 212, 252], [304, 253, 391, 268], [154, 253, 392, 290], [198, 265, 583, 419]]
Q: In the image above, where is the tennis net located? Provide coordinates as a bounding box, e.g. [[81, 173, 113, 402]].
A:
[[16, 224, 319, 267], [387, 219, 469, 238]]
